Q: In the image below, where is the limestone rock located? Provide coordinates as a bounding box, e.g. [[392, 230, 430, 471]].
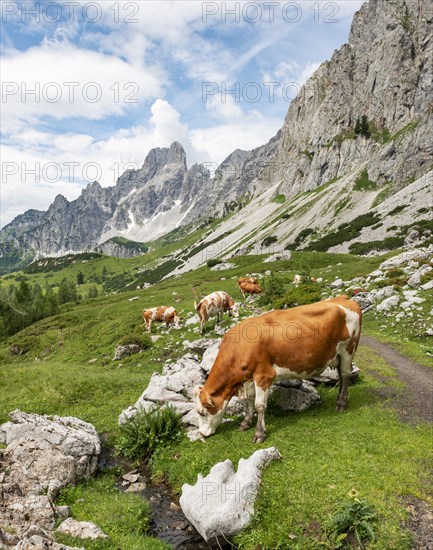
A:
[[377, 295, 400, 311], [180, 448, 282, 541], [407, 265, 433, 288], [270, 383, 321, 412], [210, 262, 235, 271], [185, 338, 221, 356], [57, 518, 108, 540], [0, 410, 101, 496], [330, 278, 344, 289], [113, 344, 141, 360], [200, 340, 222, 373], [313, 365, 361, 385], [0, 411, 101, 546]]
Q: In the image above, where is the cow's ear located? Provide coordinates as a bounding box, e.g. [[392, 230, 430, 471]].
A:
[[193, 385, 203, 397]]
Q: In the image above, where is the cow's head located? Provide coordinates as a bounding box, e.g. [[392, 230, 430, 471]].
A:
[[229, 303, 239, 318], [194, 385, 226, 437], [173, 314, 181, 328]]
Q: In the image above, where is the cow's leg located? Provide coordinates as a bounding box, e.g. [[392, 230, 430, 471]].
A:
[[336, 351, 352, 412], [147, 320, 152, 332], [253, 382, 270, 443], [239, 381, 255, 431], [200, 318, 205, 335]]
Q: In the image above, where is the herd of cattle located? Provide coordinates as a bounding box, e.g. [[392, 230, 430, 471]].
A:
[[141, 275, 363, 442], [142, 277, 263, 335]]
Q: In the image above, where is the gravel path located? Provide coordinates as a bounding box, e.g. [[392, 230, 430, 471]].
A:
[[360, 335, 433, 424]]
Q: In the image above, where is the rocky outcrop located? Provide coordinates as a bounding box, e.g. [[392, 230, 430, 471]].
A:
[[179, 447, 282, 542], [96, 237, 148, 258], [0, 410, 101, 549]]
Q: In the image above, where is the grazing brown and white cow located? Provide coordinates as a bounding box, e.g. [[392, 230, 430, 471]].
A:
[[195, 295, 362, 442], [194, 291, 238, 335], [238, 281, 262, 300], [143, 306, 180, 332], [237, 276, 259, 287]]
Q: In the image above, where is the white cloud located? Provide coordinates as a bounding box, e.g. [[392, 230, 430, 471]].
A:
[[0, 39, 164, 133]]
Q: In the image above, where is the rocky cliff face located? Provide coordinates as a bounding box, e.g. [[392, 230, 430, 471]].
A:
[[272, 0, 433, 197], [1, 0, 432, 271]]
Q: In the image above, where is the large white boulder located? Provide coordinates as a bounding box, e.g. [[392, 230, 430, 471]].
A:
[[0, 411, 101, 544], [407, 265, 433, 288], [0, 410, 101, 496], [377, 295, 401, 311], [180, 448, 282, 541]]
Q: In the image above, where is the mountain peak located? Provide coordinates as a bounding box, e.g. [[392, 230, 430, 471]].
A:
[[141, 142, 187, 173]]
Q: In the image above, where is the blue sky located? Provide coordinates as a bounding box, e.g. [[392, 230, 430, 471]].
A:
[[0, 0, 364, 227]]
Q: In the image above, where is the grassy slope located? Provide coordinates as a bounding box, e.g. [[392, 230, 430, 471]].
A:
[[1, 250, 432, 549]]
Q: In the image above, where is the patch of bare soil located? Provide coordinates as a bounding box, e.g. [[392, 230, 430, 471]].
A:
[[404, 497, 433, 550], [360, 335, 433, 425]]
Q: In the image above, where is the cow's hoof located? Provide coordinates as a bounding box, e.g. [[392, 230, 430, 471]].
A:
[[253, 434, 266, 443], [239, 421, 251, 431], [336, 404, 347, 412]]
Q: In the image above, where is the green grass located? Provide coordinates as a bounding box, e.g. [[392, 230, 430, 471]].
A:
[[153, 346, 432, 549], [354, 169, 378, 192], [1, 249, 431, 549], [272, 194, 286, 203], [56, 472, 170, 550]]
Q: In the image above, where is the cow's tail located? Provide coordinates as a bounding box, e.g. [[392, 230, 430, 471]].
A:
[[194, 300, 199, 312]]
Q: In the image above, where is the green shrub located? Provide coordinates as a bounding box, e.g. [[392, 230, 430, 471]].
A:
[[326, 498, 378, 549], [388, 204, 407, 216], [261, 235, 278, 248], [117, 407, 183, 460], [273, 283, 323, 309], [206, 258, 222, 268], [420, 270, 433, 285], [307, 213, 380, 252], [286, 228, 314, 250], [386, 268, 404, 279], [257, 274, 285, 306], [118, 332, 152, 349], [272, 194, 286, 203], [349, 236, 405, 255]]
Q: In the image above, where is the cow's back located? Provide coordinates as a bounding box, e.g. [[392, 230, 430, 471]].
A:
[[221, 298, 361, 376]]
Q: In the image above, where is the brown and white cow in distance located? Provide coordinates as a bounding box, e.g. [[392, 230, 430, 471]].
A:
[[237, 276, 259, 287], [143, 306, 180, 332], [238, 281, 262, 300], [195, 295, 362, 442], [194, 291, 238, 335]]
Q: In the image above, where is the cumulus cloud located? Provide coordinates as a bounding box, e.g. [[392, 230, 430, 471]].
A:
[[0, 39, 163, 132]]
